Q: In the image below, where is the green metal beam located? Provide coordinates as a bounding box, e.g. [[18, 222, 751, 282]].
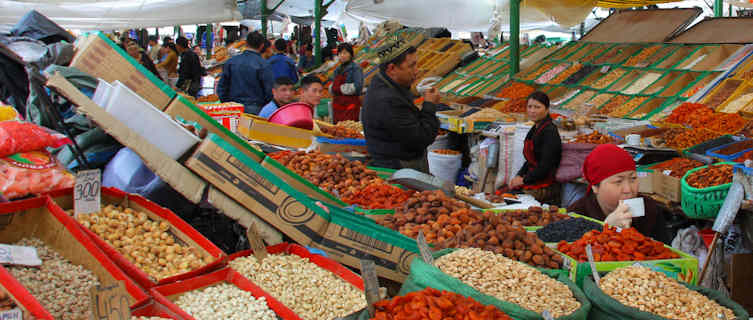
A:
[[510, 0, 520, 74], [314, 0, 323, 66], [262, 0, 285, 38], [206, 24, 212, 60], [715, 0, 723, 17]]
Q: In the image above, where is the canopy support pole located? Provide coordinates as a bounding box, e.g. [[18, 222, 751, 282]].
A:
[[314, 0, 335, 66], [715, 0, 723, 17], [262, 0, 286, 38], [510, 0, 521, 74], [205, 24, 212, 60]]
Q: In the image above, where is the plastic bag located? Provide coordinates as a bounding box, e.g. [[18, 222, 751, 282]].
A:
[[0, 121, 71, 158], [0, 151, 75, 199], [556, 143, 597, 183], [428, 150, 462, 184]]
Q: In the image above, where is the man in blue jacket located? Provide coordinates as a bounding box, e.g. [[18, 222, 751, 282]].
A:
[[268, 39, 299, 83], [217, 32, 275, 115]]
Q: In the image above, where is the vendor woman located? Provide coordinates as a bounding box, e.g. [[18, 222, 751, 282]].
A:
[[509, 92, 562, 204], [568, 144, 669, 243]]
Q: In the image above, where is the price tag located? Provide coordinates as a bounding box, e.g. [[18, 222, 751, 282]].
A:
[[585, 244, 601, 286], [0, 245, 41, 267], [416, 230, 435, 266], [360, 259, 380, 317], [600, 66, 611, 73], [0, 308, 22, 320], [74, 169, 101, 216], [246, 223, 268, 261], [663, 170, 672, 176], [89, 281, 131, 320]]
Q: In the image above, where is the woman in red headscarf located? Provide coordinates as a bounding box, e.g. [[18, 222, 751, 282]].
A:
[[568, 144, 669, 243]]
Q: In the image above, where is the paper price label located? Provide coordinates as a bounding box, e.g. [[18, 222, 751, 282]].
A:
[[89, 281, 131, 320], [586, 244, 601, 286], [74, 169, 101, 216], [0, 245, 41, 267], [246, 223, 268, 261], [0, 308, 22, 320], [417, 230, 435, 266], [600, 66, 611, 73], [360, 259, 380, 317], [663, 170, 672, 176]]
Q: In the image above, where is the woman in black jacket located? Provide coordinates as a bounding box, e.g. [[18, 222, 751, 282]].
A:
[[509, 91, 562, 204]]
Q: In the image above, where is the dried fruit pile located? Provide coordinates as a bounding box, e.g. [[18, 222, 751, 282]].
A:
[[370, 287, 513, 320], [734, 149, 753, 162], [320, 125, 364, 139], [572, 131, 614, 144], [656, 128, 721, 150], [592, 69, 625, 89], [495, 98, 527, 113], [597, 95, 631, 115], [608, 96, 648, 118], [665, 102, 748, 134], [713, 140, 753, 156], [549, 63, 582, 84], [648, 158, 704, 178], [685, 164, 733, 189], [600, 265, 735, 320], [536, 218, 603, 243], [557, 226, 679, 262], [269, 151, 379, 198], [624, 45, 662, 66], [496, 82, 535, 99], [341, 182, 415, 210], [496, 206, 570, 227]]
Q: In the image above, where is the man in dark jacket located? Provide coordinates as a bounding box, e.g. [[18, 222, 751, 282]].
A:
[[268, 39, 299, 83], [217, 32, 275, 114], [175, 36, 202, 97], [362, 41, 440, 172]]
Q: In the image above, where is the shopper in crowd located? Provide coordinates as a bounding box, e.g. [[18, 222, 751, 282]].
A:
[[258, 77, 296, 118], [175, 36, 203, 97], [156, 43, 179, 84], [163, 36, 173, 46], [193, 45, 206, 65], [268, 39, 299, 83], [509, 91, 562, 204], [568, 144, 669, 243], [287, 39, 298, 61], [126, 40, 163, 81], [361, 40, 439, 172], [261, 39, 274, 59], [330, 43, 364, 123], [298, 44, 315, 72], [217, 32, 275, 115], [147, 36, 161, 62]]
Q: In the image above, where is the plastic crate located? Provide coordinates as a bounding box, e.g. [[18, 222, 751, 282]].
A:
[[681, 162, 735, 219], [682, 135, 739, 163], [706, 139, 753, 161]]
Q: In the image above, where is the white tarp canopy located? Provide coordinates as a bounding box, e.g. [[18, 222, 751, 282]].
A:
[[0, 0, 241, 30]]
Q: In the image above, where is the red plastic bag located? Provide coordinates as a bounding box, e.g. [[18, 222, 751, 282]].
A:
[[0, 151, 74, 199], [0, 122, 71, 158]]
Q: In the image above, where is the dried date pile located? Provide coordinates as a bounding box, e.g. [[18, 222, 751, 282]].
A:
[[269, 151, 379, 198]]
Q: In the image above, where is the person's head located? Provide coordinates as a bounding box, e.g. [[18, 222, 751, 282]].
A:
[[300, 75, 324, 106], [126, 41, 141, 59], [274, 39, 287, 53], [304, 44, 313, 56], [261, 40, 273, 59], [193, 45, 202, 56], [163, 36, 173, 45], [148, 36, 159, 46], [337, 43, 354, 63], [272, 77, 295, 105], [175, 37, 189, 52], [162, 43, 178, 55], [246, 32, 265, 51], [583, 144, 638, 214], [526, 91, 550, 122], [379, 46, 418, 87]]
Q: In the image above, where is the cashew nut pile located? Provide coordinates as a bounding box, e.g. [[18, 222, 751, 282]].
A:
[[74, 205, 214, 281], [600, 265, 735, 320], [6, 238, 99, 320], [229, 254, 366, 320], [435, 248, 580, 318], [175, 283, 276, 320]]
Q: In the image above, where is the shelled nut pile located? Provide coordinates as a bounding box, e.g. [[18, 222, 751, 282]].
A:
[[436, 248, 580, 318], [600, 265, 735, 320], [229, 254, 366, 320], [175, 284, 276, 320], [7, 238, 99, 320], [74, 205, 214, 280]]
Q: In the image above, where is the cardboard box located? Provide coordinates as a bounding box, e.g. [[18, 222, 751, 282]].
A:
[[206, 187, 283, 246], [0, 265, 52, 319], [729, 254, 753, 314], [185, 134, 330, 247], [238, 114, 313, 149], [0, 197, 150, 310], [654, 171, 683, 202], [165, 96, 266, 163], [638, 170, 654, 194], [261, 156, 347, 208], [70, 32, 175, 110], [48, 187, 226, 289], [46, 74, 207, 204]]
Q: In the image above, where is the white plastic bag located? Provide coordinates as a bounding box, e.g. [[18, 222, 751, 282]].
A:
[[428, 150, 462, 184]]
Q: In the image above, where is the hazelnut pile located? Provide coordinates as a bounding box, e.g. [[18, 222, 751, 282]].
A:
[[74, 205, 214, 281]]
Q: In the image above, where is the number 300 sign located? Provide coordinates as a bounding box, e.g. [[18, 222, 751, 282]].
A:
[[74, 169, 101, 216]]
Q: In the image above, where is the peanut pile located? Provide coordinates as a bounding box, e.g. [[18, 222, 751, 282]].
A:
[[175, 284, 277, 320], [74, 205, 214, 281], [229, 254, 366, 320], [600, 266, 735, 320], [436, 248, 580, 318]]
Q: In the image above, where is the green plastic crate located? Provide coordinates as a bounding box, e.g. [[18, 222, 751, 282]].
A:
[[681, 162, 735, 219]]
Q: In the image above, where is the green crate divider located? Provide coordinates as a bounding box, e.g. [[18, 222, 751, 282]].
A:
[[470, 77, 506, 96], [566, 43, 602, 63], [560, 42, 593, 61], [664, 45, 706, 70], [581, 43, 618, 64], [584, 91, 618, 110], [626, 96, 677, 121], [594, 93, 635, 113], [647, 44, 686, 69], [649, 70, 704, 99], [637, 43, 676, 68], [442, 75, 475, 94], [546, 41, 582, 61], [459, 57, 493, 75], [609, 69, 649, 93], [457, 79, 487, 96], [477, 62, 508, 80]]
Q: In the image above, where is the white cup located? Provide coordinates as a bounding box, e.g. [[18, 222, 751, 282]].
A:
[[623, 197, 645, 217], [626, 134, 641, 146]]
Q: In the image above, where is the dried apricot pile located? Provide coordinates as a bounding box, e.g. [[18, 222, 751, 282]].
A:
[[558, 226, 679, 262]]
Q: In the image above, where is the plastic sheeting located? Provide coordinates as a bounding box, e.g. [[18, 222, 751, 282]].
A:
[[0, 0, 241, 30]]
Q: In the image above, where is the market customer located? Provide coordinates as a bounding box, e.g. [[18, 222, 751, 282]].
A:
[[175, 36, 203, 97], [509, 91, 562, 204], [268, 39, 299, 83], [126, 41, 163, 81], [330, 43, 364, 123], [217, 32, 275, 114], [362, 39, 440, 173], [298, 44, 315, 72], [568, 144, 669, 243], [258, 77, 296, 118], [261, 39, 274, 59], [156, 43, 179, 82], [147, 36, 161, 62]]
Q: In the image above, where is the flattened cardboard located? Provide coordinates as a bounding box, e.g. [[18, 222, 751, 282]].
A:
[[46, 73, 206, 204], [206, 187, 283, 246], [671, 17, 753, 44], [185, 134, 330, 247], [164, 96, 266, 162], [581, 8, 702, 43], [70, 32, 175, 109], [238, 114, 313, 149], [654, 172, 682, 203]]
